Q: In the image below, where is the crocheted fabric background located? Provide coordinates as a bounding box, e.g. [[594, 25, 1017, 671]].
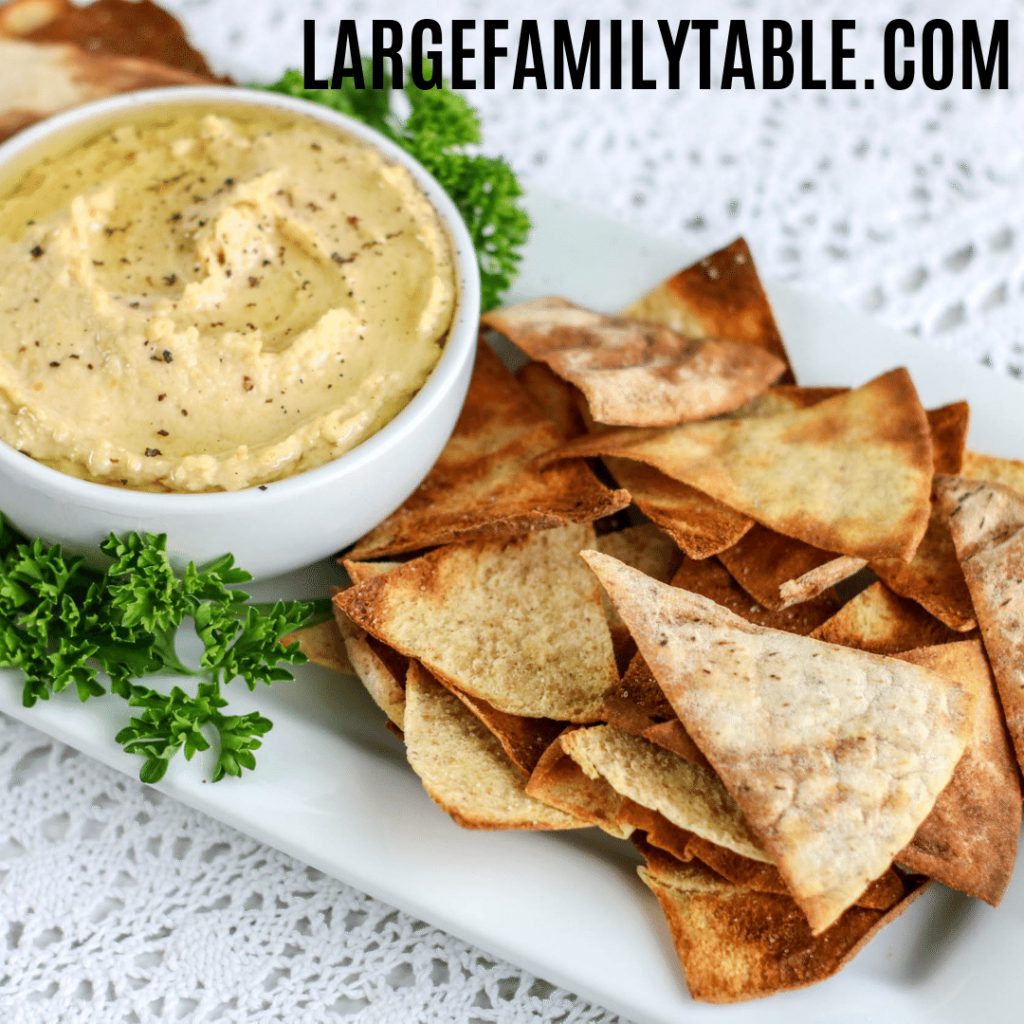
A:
[[1, 1, 1021, 1021]]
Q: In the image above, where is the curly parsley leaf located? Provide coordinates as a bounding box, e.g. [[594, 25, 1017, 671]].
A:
[[260, 65, 530, 311], [0, 518, 322, 783]]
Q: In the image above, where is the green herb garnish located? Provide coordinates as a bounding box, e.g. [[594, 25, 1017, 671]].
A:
[[260, 64, 531, 311], [0, 519, 327, 783]]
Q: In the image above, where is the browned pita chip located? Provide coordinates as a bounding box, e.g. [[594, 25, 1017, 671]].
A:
[[616, 798, 696, 862], [434, 681, 565, 776], [342, 560, 402, 584], [0, 0, 225, 78], [403, 663, 586, 831], [603, 458, 754, 559], [635, 837, 928, 1003], [345, 343, 629, 561], [811, 580, 969, 655], [515, 360, 587, 439], [548, 370, 933, 561], [281, 619, 352, 675], [524, 732, 632, 837], [642, 719, 712, 769], [895, 641, 1021, 905], [927, 402, 970, 475], [482, 297, 785, 427], [583, 550, 973, 933], [961, 449, 1024, 493], [621, 238, 795, 383], [937, 475, 1024, 777], [684, 835, 906, 910], [718, 525, 866, 611], [337, 523, 619, 723], [870, 498, 976, 631]]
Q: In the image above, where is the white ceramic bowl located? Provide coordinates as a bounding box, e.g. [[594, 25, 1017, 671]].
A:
[[0, 87, 481, 578]]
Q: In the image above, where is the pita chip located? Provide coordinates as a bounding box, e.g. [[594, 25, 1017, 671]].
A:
[[343, 560, 401, 584], [548, 369, 933, 561], [583, 550, 973, 933], [718, 525, 866, 611], [895, 641, 1021, 905], [811, 580, 969, 655], [280, 619, 352, 675], [962, 449, 1024, 494], [926, 401, 970, 475], [336, 523, 619, 723], [560, 725, 771, 863], [515, 360, 587, 439], [938, 474, 1024, 775], [524, 732, 632, 838], [620, 237, 795, 383], [346, 343, 628, 561], [334, 606, 409, 731], [635, 838, 928, 1003], [482, 297, 785, 427], [403, 663, 586, 831]]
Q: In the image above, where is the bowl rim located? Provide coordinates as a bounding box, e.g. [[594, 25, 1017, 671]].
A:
[[0, 85, 481, 509]]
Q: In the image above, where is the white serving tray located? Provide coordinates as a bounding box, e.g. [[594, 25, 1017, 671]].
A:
[[2, 188, 1022, 1024]]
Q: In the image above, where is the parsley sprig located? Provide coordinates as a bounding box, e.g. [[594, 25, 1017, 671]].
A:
[[262, 65, 531, 311], [0, 520, 325, 783]]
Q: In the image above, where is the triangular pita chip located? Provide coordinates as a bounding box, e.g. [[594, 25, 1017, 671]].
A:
[[403, 663, 585, 831], [621, 237, 795, 383], [583, 550, 973, 933], [549, 370, 933, 561], [635, 837, 928, 1003], [346, 343, 628, 561], [336, 523, 619, 722], [937, 475, 1024, 775], [334, 606, 408, 731], [560, 725, 770, 863], [895, 641, 1021, 905], [926, 401, 970, 475], [482, 297, 785, 427], [810, 580, 969, 655]]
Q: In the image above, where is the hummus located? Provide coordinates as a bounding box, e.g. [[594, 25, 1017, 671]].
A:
[[0, 105, 457, 491]]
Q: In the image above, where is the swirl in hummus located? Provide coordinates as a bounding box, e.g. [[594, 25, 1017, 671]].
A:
[[0, 106, 457, 491]]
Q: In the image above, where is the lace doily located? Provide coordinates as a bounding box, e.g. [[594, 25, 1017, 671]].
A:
[[3, 0, 1023, 1021]]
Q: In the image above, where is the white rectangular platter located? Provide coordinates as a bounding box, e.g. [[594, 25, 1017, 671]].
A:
[[2, 188, 1023, 1024]]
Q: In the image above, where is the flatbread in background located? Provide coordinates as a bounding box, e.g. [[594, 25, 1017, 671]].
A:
[[811, 580, 970, 655], [547, 369, 934, 562], [584, 551, 973, 934], [961, 449, 1024, 493], [636, 837, 928, 1003], [621, 237, 795, 384], [895, 641, 1021, 906], [0, 0, 226, 75], [345, 343, 628, 561], [0, 35, 216, 143], [937, 475, 1024, 776], [403, 663, 586, 831], [717, 525, 866, 611], [482, 297, 785, 427], [337, 523, 619, 723]]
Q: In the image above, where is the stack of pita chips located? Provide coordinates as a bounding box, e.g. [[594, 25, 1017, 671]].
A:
[[323, 240, 1024, 1002]]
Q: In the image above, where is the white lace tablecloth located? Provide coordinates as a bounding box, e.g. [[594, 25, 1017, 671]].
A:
[[2, 1, 1023, 1021]]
